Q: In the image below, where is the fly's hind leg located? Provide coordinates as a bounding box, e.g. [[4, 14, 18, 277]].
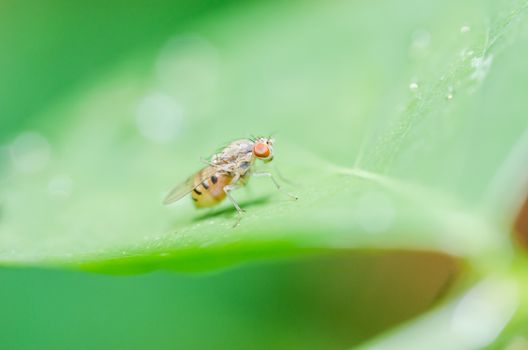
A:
[[252, 172, 298, 200]]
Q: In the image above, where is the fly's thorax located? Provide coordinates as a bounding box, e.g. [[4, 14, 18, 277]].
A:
[[213, 139, 254, 165], [237, 154, 255, 175], [211, 139, 256, 171]]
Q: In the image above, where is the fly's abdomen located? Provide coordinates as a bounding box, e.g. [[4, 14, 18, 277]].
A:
[[191, 172, 232, 208]]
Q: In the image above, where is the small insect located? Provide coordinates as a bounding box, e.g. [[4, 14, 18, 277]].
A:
[[163, 137, 297, 223]]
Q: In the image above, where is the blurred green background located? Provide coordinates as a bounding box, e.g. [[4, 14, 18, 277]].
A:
[[0, 253, 456, 349], [1, 0, 528, 349]]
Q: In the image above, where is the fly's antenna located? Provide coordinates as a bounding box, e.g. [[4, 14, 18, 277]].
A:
[[267, 131, 277, 144]]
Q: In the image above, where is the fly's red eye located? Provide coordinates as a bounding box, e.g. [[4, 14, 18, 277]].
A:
[[253, 143, 270, 158]]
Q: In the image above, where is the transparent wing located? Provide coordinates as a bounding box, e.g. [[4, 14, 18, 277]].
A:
[[162, 166, 219, 205], [162, 177, 194, 205]]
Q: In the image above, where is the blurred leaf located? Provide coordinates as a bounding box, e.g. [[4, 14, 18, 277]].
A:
[[0, 0, 527, 278], [358, 259, 528, 350], [0, 252, 459, 350], [0, 0, 234, 135]]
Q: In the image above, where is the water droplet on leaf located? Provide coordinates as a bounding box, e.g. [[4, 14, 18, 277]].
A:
[[460, 25, 471, 33]]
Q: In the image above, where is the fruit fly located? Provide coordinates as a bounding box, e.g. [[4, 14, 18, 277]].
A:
[[163, 137, 297, 222]]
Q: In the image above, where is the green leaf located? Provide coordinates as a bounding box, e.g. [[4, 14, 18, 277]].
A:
[[0, 0, 527, 275]]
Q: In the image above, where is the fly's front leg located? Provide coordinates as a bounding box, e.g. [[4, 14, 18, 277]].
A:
[[252, 172, 298, 200], [270, 163, 295, 187]]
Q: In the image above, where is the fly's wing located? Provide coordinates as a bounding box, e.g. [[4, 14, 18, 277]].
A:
[[162, 177, 194, 205], [162, 166, 219, 205]]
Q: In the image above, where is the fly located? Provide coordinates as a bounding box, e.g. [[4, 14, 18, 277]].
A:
[[163, 137, 297, 224]]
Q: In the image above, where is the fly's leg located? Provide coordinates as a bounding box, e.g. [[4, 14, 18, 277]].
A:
[[224, 183, 244, 213], [223, 174, 245, 227], [270, 163, 295, 187], [252, 172, 298, 200]]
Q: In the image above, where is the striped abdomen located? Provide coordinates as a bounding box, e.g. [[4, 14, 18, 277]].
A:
[[191, 169, 233, 208]]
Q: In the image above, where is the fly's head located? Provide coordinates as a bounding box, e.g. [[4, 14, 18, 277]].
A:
[[252, 137, 274, 163]]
